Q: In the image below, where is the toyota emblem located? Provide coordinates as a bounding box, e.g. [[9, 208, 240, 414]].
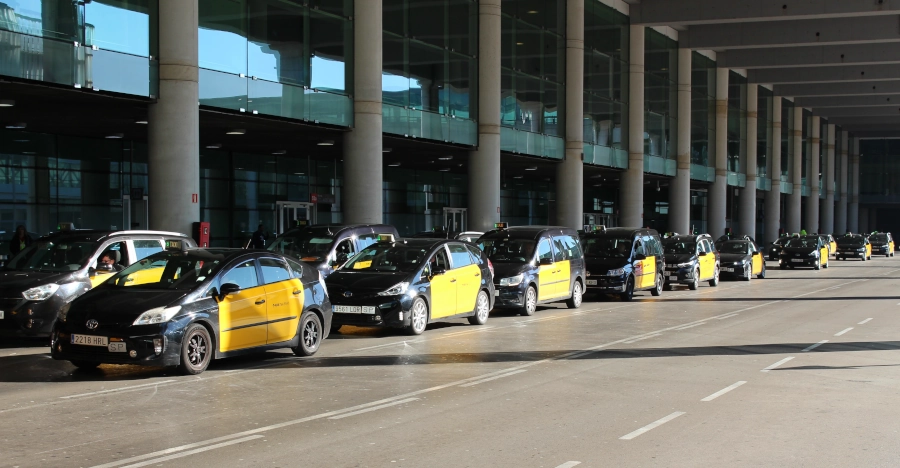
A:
[[86, 319, 99, 330], [342, 291, 353, 298]]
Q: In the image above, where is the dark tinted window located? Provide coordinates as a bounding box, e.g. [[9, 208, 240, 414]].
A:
[[285, 258, 305, 278], [558, 235, 582, 259], [465, 244, 484, 264], [259, 258, 292, 284]]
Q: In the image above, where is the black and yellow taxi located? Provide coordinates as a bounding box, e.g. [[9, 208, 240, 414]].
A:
[[51, 249, 331, 374], [478, 224, 585, 314], [660, 233, 720, 291], [1, 229, 195, 337], [836, 234, 871, 261], [580, 227, 665, 300], [325, 237, 494, 335], [868, 232, 895, 257], [716, 237, 766, 281], [778, 235, 830, 269], [267, 224, 399, 278], [823, 234, 837, 256], [765, 236, 789, 261]]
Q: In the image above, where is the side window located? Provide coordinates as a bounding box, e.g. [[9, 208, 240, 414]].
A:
[[99, 241, 129, 267], [259, 258, 293, 285], [551, 237, 566, 262], [465, 244, 484, 264], [334, 239, 356, 262], [651, 237, 663, 256], [536, 238, 553, 262], [427, 247, 451, 275], [633, 240, 645, 257], [220, 260, 260, 290], [564, 236, 583, 259], [133, 239, 164, 261], [285, 258, 305, 278], [357, 233, 378, 250], [448, 243, 474, 269]]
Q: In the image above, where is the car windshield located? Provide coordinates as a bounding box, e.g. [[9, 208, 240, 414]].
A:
[[720, 242, 751, 254], [871, 234, 889, 243], [267, 231, 334, 262], [663, 240, 695, 255], [773, 238, 787, 246], [786, 238, 817, 249], [104, 251, 225, 290], [4, 239, 98, 272], [581, 236, 633, 258], [341, 243, 427, 272], [478, 237, 536, 263], [837, 237, 864, 246]]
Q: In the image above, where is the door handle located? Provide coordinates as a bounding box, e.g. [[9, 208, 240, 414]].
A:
[[450, 279, 457, 283], [255, 299, 266, 305], [292, 290, 302, 295], [474, 273, 481, 277]]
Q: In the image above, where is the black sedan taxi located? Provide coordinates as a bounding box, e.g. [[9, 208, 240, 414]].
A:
[[325, 238, 494, 335], [778, 235, 830, 269], [52, 249, 331, 375], [660, 233, 720, 291], [765, 237, 789, 261], [717, 238, 766, 281], [835, 234, 871, 261], [868, 232, 895, 257], [267, 224, 399, 278], [581, 227, 665, 300]]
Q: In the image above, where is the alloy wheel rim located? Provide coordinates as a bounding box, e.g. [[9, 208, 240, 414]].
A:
[[477, 293, 489, 320], [412, 301, 427, 331], [303, 319, 319, 349], [574, 283, 582, 305], [188, 333, 207, 366], [526, 288, 536, 312]]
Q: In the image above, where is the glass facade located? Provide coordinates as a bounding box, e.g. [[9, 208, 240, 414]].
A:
[[501, 176, 553, 226], [757, 86, 772, 190], [500, 0, 566, 158], [726, 71, 746, 186], [382, 0, 477, 145], [197, 0, 352, 125], [859, 140, 900, 201], [781, 98, 792, 194], [643, 28, 677, 176], [690, 52, 716, 182], [383, 167, 469, 235]]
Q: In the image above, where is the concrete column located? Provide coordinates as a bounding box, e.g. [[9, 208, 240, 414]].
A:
[[764, 97, 782, 243], [343, 0, 383, 224], [556, 0, 584, 230], [835, 131, 849, 234], [739, 84, 758, 238], [849, 138, 860, 233], [669, 48, 692, 234], [708, 68, 729, 238], [821, 124, 836, 234], [805, 116, 820, 233], [786, 108, 803, 233], [621, 25, 645, 228], [859, 206, 869, 233], [148, 0, 199, 235], [468, 0, 501, 231]]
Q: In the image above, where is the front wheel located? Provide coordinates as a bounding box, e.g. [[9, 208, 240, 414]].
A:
[[566, 281, 583, 308], [620, 276, 635, 302], [742, 264, 751, 282], [520, 286, 537, 316], [650, 273, 663, 296], [709, 267, 720, 287], [292, 312, 322, 356], [407, 298, 429, 335], [757, 263, 766, 279], [178, 324, 212, 375], [468, 290, 491, 325], [814, 257, 821, 270], [689, 269, 700, 290]]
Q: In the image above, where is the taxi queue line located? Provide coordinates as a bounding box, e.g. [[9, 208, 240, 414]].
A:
[[2, 224, 894, 375]]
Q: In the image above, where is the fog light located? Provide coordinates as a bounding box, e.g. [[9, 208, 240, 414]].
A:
[[153, 338, 163, 355], [374, 315, 381, 320], [397, 312, 404, 320], [25, 319, 33, 328], [128, 350, 138, 358], [27, 309, 33, 315]]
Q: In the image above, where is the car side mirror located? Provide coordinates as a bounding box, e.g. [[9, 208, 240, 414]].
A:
[[539, 257, 554, 266], [431, 266, 447, 277], [219, 283, 241, 300], [634, 253, 647, 261], [698, 251, 707, 257]]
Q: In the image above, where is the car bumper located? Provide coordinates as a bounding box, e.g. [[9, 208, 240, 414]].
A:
[[837, 251, 866, 258], [780, 257, 817, 266], [491, 283, 528, 308], [0, 296, 70, 337], [584, 277, 627, 293], [719, 265, 750, 277], [330, 296, 409, 329], [50, 322, 181, 366], [663, 268, 695, 285]]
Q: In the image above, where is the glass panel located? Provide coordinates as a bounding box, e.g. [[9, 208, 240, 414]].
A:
[[309, 10, 347, 93], [247, 0, 304, 84], [84, 0, 152, 56], [199, 0, 247, 75], [199, 67, 248, 111], [88, 48, 151, 96]]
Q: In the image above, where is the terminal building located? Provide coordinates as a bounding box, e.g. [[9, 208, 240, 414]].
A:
[[0, 0, 898, 247]]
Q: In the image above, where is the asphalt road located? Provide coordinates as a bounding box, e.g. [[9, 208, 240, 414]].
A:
[[2, 257, 900, 468]]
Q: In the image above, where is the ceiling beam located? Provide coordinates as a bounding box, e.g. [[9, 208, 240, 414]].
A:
[[630, 0, 900, 26], [749, 64, 900, 85], [773, 81, 900, 97], [813, 107, 900, 117], [718, 43, 900, 69], [795, 94, 900, 108], [828, 115, 900, 127]]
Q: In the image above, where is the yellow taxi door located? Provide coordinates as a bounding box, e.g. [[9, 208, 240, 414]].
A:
[[752, 252, 763, 275], [867, 243, 872, 258], [217, 261, 268, 352], [551, 237, 572, 298], [429, 247, 457, 318], [448, 244, 481, 314], [536, 239, 556, 300], [697, 243, 712, 280], [259, 258, 304, 344], [821, 246, 829, 266], [89, 271, 115, 287]]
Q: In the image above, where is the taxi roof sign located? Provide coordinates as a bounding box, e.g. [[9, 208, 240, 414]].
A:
[[494, 222, 508, 230], [593, 225, 607, 232], [377, 234, 395, 242]]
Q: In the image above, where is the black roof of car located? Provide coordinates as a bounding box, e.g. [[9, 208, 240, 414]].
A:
[[37, 230, 191, 243], [481, 225, 579, 238], [583, 227, 659, 238], [662, 233, 710, 242]]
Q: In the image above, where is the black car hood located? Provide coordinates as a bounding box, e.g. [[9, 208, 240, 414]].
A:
[[781, 247, 816, 255], [583, 256, 630, 273], [0, 270, 75, 295], [325, 271, 410, 294], [663, 254, 694, 265], [491, 263, 532, 280], [68, 288, 189, 327], [719, 253, 751, 263]]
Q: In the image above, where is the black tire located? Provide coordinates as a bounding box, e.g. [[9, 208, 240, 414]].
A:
[[468, 290, 491, 325], [407, 297, 429, 335], [520, 285, 538, 316], [780, 264, 787, 269], [814, 257, 821, 270], [823, 259, 829, 269], [178, 324, 212, 375], [757, 263, 766, 279], [709, 266, 720, 287], [565, 281, 583, 308], [292, 312, 323, 356], [620, 276, 635, 302], [70, 360, 99, 370], [742, 264, 751, 282], [689, 268, 700, 290], [650, 273, 663, 296]]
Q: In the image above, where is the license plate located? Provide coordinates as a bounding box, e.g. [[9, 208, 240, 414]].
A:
[[586, 280, 598, 286], [71, 334, 108, 346], [722, 268, 733, 272], [0, 310, 4, 319], [108, 342, 127, 353], [668, 276, 678, 281], [494, 290, 499, 296], [334, 305, 376, 314], [791, 259, 805, 263]]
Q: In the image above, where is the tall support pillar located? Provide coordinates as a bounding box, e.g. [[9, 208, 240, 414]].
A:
[[556, 0, 584, 230], [148, 0, 199, 234], [764, 98, 782, 243], [344, 0, 383, 224], [821, 124, 836, 234], [621, 25, 645, 227], [835, 131, 849, 234], [669, 48, 692, 234], [805, 116, 820, 233], [468, 0, 501, 231], [787, 108, 803, 233], [739, 84, 758, 237], [849, 138, 860, 233], [859, 206, 869, 233], [708, 68, 729, 238]]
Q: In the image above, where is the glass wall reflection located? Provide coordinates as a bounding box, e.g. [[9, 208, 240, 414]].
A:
[[583, 0, 628, 165], [691, 51, 716, 179], [644, 28, 677, 172]]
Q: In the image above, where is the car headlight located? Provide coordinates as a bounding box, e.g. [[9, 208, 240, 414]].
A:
[[809, 252, 817, 257], [377, 282, 409, 296], [132, 306, 182, 326], [857, 247, 866, 252], [58, 302, 71, 322], [22, 283, 60, 301], [675, 262, 693, 268], [606, 268, 625, 276], [499, 274, 524, 287]]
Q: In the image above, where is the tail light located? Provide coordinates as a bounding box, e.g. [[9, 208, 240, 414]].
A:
[[487, 258, 494, 278]]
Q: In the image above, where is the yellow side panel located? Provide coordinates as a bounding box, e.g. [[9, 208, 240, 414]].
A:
[[218, 285, 268, 352], [454, 264, 481, 314], [698, 255, 710, 280], [867, 245, 872, 257], [821, 247, 829, 266], [556, 260, 571, 298], [752, 253, 763, 275], [265, 278, 304, 344], [89, 272, 115, 288], [430, 273, 456, 319], [125, 267, 165, 286], [642, 257, 656, 289], [538, 264, 554, 301]]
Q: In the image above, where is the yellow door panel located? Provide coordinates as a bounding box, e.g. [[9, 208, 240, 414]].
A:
[[430, 272, 457, 318], [265, 278, 304, 344], [455, 264, 481, 314], [698, 254, 710, 281], [89, 271, 115, 287], [642, 257, 656, 289], [867, 244, 872, 257], [538, 264, 555, 301], [752, 253, 763, 275], [821, 247, 829, 266], [124, 266, 165, 286], [556, 260, 571, 298], [218, 285, 268, 352]]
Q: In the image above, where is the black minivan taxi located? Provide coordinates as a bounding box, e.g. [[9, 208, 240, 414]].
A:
[[267, 224, 399, 278], [478, 224, 585, 315], [661, 233, 721, 290], [580, 227, 665, 301]]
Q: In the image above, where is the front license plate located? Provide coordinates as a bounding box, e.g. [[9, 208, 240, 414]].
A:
[[668, 276, 678, 281], [334, 305, 376, 314], [107, 342, 127, 353], [722, 268, 733, 272], [586, 279, 598, 286], [71, 334, 108, 347], [494, 290, 500, 296], [791, 259, 805, 263], [0, 310, 4, 319]]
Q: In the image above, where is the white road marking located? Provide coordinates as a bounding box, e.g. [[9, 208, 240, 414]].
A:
[[674, 322, 706, 330], [858, 318, 873, 325], [624, 333, 662, 344], [460, 370, 527, 387], [554, 462, 581, 468], [620, 412, 686, 440], [802, 340, 828, 352], [717, 313, 739, 320], [701, 381, 747, 402], [328, 397, 419, 420], [119, 435, 263, 468], [835, 327, 853, 336], [60, 380, 178, 399], [761, 357, 794, 372]]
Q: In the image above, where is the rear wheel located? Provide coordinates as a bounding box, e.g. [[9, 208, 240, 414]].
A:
[[689, 269, 700, 290], [565, 281, 583, 308], [814, 256, 821, 270], [520, 286, 538, 316], [468, 290, 491, 325], [178, 324, 212, 375], [709, 267, 720, 287], [407, 298, 429, 335], [620, 276, 635, 302], [650, 273, 663, 296], [292, 312, 322, 356], [70, 360, 99, 370]]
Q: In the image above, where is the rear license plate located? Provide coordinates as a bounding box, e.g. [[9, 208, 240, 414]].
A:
[[668, 276, 678, 281], [586, 280, 598, 286], [71, 334, 108, 347], [0, 310, 4, 319], [334, 305, 376, 314], [791, 259, 805, 263], [107, 342, 127, 353], [494, 290, 499, 296], [722, 268, 734, 272]]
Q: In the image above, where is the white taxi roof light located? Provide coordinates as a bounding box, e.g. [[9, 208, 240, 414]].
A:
[[494, 222, 508, 230], [593, 225, 607, 232], [377, 234, 395, 242]]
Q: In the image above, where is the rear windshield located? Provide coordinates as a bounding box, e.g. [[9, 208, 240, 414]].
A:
[[268, 231, 334, 262], [719, 242, 751, 255], [662, 240, 695, 255], [478, 238, 536, 263], [5, 239, 98, 272], [837, 237, 864, 246], [581, 236, 633, 258]]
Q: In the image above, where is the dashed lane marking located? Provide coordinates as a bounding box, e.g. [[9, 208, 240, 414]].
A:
[[118, 436, 264, 468], [761, 357, 794, 372], [802, 340, 828, 352], [620, 412, 686, 440], [328, 397, 420, 420], [835, 327, 853, 336], [701, 381, 747, 402], [554, 463, 582, 468], [858, 318, 873, 325]]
